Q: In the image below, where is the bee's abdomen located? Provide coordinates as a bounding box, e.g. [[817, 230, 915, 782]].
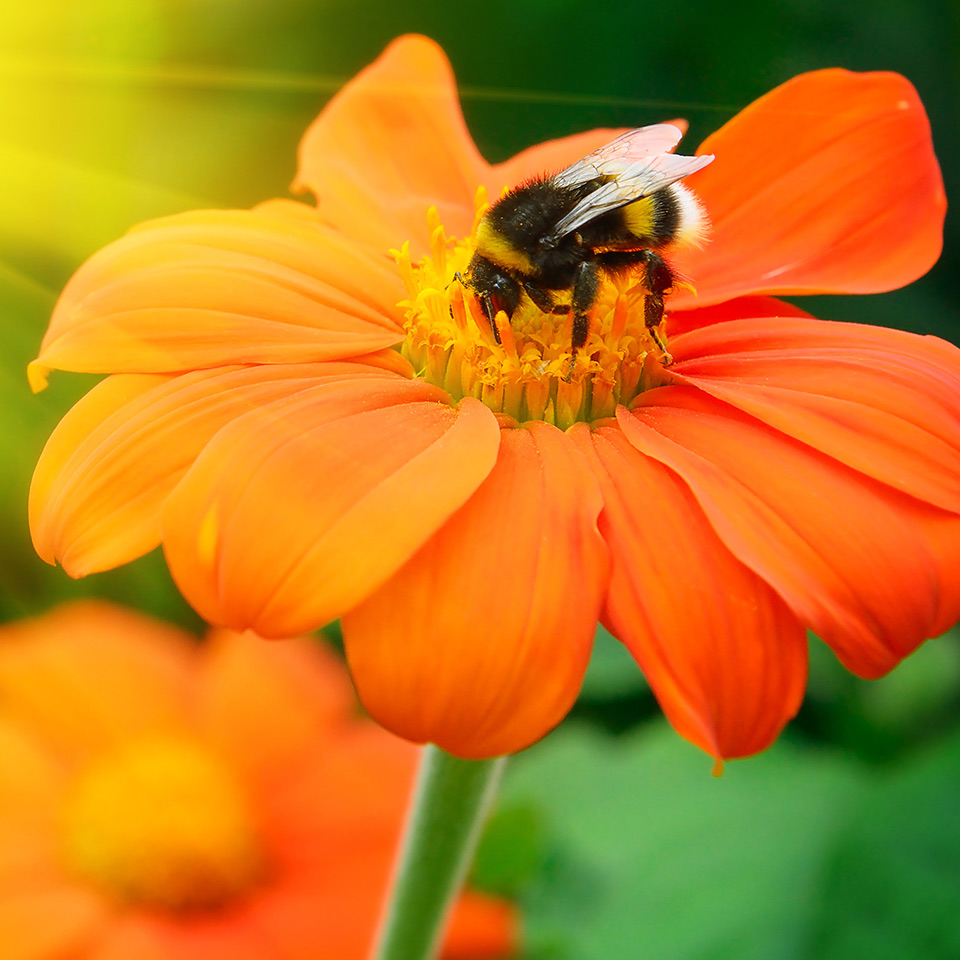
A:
[[622, 189, 680, 246]]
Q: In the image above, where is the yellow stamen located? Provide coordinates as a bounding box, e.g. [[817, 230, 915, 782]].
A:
[[65, 737, 264, 911], [396, 198, 678, 428]]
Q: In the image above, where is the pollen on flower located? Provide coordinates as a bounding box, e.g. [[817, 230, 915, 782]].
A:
[[64, 737, 264, 911], [394, 192, 677, 430]]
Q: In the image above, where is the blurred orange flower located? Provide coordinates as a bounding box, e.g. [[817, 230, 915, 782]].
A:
[[29, 36, 960, 763], [0, 602, 515, 960]]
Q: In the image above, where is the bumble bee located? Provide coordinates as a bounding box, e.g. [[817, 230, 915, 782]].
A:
[[459, 124, 714, 357]]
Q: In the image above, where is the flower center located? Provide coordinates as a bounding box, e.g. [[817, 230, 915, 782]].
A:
[[64, 737, 264, 911], [395, 188, 677, 428]]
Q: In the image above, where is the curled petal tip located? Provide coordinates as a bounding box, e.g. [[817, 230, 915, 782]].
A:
[[679, 68, 945, 304], [28, 361, 50, 394]]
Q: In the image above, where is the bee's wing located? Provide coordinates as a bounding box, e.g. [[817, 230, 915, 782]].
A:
[[551, 152, 714, 239], [551, 124, 687, 189]]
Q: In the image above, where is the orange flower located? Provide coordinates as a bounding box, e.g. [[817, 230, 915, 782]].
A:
[[30, 36, 960, 763], [0, 602, 516, 960]]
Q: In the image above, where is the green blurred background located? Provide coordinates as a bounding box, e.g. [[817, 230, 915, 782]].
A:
[[2, 1, 960, 957]]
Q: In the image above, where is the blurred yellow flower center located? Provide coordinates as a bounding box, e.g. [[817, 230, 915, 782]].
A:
[[65, 737, 263, 911], [395, 189, 674, 429]]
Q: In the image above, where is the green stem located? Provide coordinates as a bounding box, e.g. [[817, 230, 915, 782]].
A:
[[374, 746, 507, 960]]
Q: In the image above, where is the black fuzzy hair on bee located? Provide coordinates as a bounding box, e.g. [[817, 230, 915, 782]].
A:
[[460, 124, 713, 355]]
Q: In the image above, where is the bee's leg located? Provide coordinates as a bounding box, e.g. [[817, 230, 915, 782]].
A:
[[640, 250, 674, 364], [637, 250, 673, 335], [467, 261, 524, 345], [597, 249, 674, 363], [520, 281, 561, 315], [562, 261, 600, 381], [570, 261, 600, 352], [476, 291, 502, 344]]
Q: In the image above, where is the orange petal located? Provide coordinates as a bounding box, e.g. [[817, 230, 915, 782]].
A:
[[443, 892, 518, 960], [294, 35, 487, 255], [672, 70, 945, 307], [0, 886, 108, 960], [198, 630, 357, 787], [620, 388, 960, 677], [258, 734, 508, 959], [243, 817, 516, 960], [257, 724, 417, 873], [245, 725, 419, 959], [32, 208, 405, 380], [31, 372, 171, 573], [342, 422, 607, 759], [667, 295, 814, 338], [94, 744, 416, 960], [162, 387, 501, 637], [0, 602, 195, 762], [30, 361, 407, 577], [207, 716, 501, 960], [87, 909, 273, 960], [241, 877, 384, 960], [0, 722, 65, 887], [671, 316, 960, 514], [571, 424, 807, 760]]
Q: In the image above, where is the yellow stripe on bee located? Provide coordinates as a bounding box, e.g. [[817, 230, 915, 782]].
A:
[[475, 219, 536, 273], [622, 196, 656, 241]]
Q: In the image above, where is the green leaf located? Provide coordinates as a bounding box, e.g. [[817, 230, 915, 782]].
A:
[[804, 630, 960, 761], [503, 724, 863, 960], [578, 625, 647, 701], [858, 628, 960, 734], [812, 731, 960, 960], [472, 802, 547, 897]]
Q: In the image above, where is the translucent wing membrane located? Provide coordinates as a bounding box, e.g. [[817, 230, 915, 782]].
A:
[[552, 124, 687, 188], [552, 152, 715, 239]]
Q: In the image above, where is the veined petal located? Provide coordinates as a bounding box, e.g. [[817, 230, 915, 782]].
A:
[[162, 386, 501, 637], [294, 35, 487, 254], [571, 424, 807, 760], [342, 423, 607, 759], [0, 603, 194, 761], [30, 351, 405, 577], [671, 317, 960, 513], [667, 295, 814, 338], [620, 390, 960, 677], [32, 209, 405, 381], [31, 361, 407, 577], [672, 70, 945, 307], [31, 372, 171, 573]]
